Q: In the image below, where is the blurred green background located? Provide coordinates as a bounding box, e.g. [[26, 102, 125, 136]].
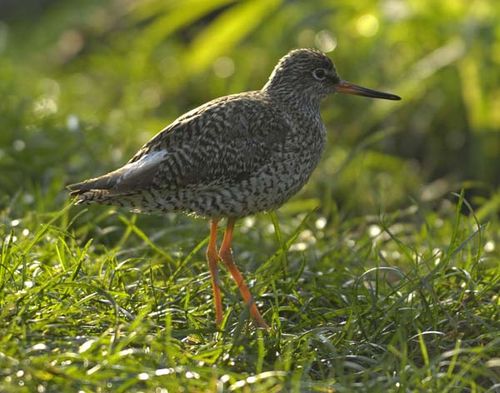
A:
[[1, 3, 499, 391], [1, 0, 499, 216]]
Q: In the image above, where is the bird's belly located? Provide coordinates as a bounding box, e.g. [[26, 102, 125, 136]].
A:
[[164, 151, 322, 218]]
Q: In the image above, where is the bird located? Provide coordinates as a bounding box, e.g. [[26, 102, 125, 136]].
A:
[[68, 48, 401, 329]]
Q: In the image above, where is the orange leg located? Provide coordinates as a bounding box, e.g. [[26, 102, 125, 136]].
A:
[[206, 219, 223, 327], [219, 218, 269, 329]]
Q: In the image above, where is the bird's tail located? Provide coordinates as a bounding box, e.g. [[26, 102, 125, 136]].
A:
[[66, 177, 139, 207]]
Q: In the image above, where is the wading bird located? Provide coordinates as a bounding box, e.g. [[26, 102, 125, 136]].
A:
[[68, 48, 400, 328]]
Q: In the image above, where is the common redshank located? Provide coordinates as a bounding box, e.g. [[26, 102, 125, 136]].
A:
[[68, 48, 400, 329]]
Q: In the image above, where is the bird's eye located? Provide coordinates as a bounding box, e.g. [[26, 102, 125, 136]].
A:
[[312, 68, 327, 81]]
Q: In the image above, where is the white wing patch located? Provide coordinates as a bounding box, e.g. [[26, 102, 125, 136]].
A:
[[118, 150, 167, 182]]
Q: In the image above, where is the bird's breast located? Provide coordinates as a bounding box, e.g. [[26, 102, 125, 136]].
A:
[[286, 112, 326, 161], [276, 117, 326, 196]]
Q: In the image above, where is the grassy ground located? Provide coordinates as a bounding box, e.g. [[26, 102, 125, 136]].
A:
[[0, 190, 498, 392], [1, 1, 499, 391]]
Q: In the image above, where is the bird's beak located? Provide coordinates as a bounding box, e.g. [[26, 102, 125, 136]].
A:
[[336, 80, 401, 101]]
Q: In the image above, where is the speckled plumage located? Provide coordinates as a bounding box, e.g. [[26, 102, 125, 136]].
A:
[[68, 49, 400, 328], [68, 49, 338, 217]]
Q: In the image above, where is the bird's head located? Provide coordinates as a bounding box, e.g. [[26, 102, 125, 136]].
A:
[[264, 48, 401, 103]]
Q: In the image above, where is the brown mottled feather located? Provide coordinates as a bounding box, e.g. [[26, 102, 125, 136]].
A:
[[69, 93, 289, 197], [68, 49, 347, 217], [67, 48, 401, 329]]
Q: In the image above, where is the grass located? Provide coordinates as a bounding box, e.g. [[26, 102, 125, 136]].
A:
[[1, 1, 499, 391], [0, 190, 498, 392]]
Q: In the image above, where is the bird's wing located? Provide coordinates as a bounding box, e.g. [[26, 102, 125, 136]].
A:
[[67, 148, 168, 195], [68, 93, 289, 195]]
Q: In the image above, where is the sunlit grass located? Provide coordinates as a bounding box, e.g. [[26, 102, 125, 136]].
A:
[[1, 0, 499, 391], [0, 191, 498, 392]]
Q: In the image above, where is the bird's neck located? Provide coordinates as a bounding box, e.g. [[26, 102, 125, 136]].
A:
[[262, 84, 322, 116], [261, 85, 326, 153]]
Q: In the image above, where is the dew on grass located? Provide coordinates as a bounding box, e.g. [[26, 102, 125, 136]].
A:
[[299, 229, 315, 243], [484, 240, 495, 252], [290, 242, 307, 252], [28, 260, 41, 273], [368, 225, 381, 238], [138, 372, 149, 381], [4, 234, 17, 243], [24, 281, 34, 289], [315, 216, 327, 229], [118, 348, 134, 357], [87, 365, 101, 375], [155, 368, 174, 376], [406, 292, 416, 302], [241, 216, 256, 233], [432, 248, 443, 261], [78, 339, 95, 353], [29, 343, 47, 352], [185, 371, 200, 379], [415, 253, 423, 264]]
